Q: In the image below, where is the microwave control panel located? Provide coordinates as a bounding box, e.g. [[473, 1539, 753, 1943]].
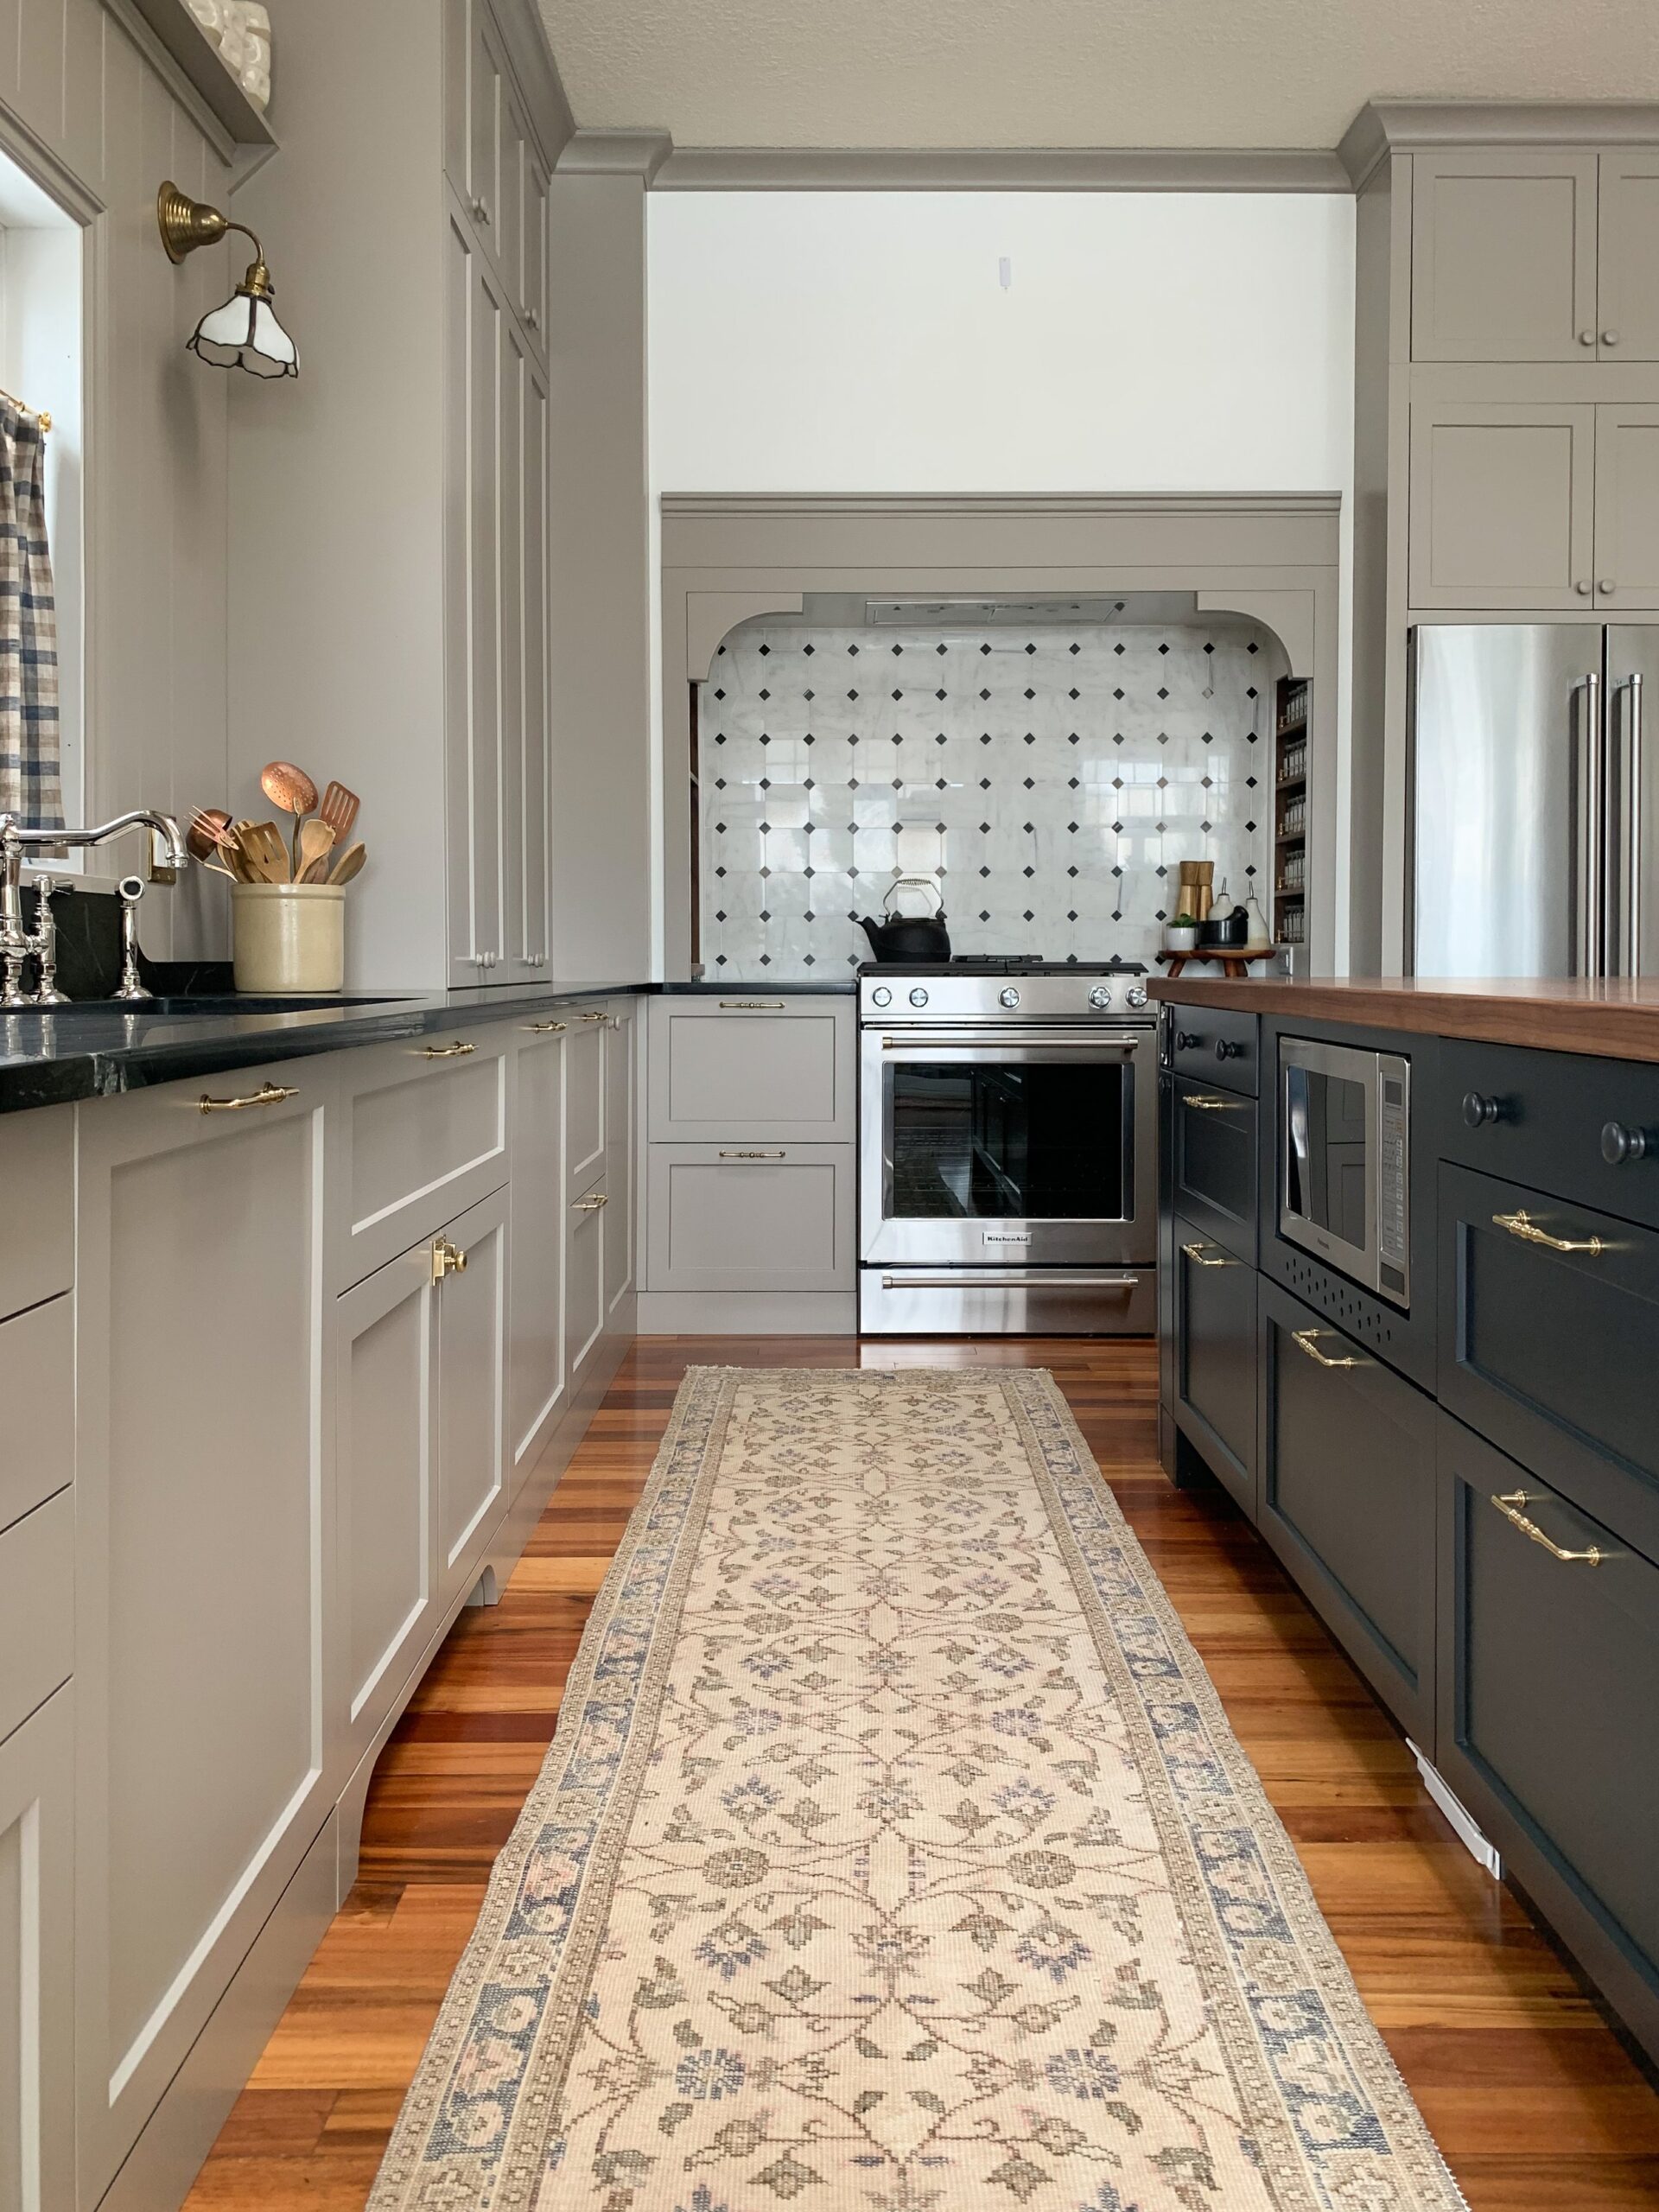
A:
[[1377, 1056, 1411, 1300]]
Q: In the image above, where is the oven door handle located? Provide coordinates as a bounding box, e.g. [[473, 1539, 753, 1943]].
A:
[[879, 1274, 1142, 1290], [878, 1032, 1147, 1052]]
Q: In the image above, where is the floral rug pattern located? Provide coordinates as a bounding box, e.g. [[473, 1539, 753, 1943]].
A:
[[369, 1368, 1465, 2212]]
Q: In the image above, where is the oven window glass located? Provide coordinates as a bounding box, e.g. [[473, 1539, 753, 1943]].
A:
[[1285, 1065, 1369, 1250], [888, 1061, 1126, 1219]]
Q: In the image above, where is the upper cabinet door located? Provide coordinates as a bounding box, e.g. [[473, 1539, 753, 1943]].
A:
[[467, 1, 505, 243], [523, 149, 550, 352], [1594, 404, 1659, 610], [1598, 153, 1659, 362], [1408, 399, 1598, 610], [1411, 150, 1599, 361]]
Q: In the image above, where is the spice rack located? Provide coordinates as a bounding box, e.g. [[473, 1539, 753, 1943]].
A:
[[1273, 676, 1309, 949]]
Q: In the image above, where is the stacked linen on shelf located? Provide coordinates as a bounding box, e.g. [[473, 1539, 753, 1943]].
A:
[[183, 0, 272, 111]]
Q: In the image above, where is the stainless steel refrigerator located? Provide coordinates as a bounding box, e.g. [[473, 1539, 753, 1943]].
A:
[[1411, 625, 1659, 978]]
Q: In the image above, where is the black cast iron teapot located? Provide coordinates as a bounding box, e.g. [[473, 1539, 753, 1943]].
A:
[[858, 875, 950, 964]]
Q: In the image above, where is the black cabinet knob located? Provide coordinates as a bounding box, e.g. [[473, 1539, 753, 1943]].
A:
[[1216, 1039, 1243, 1061], [1601, 1119, 1649, 1165], [1175, 1031, 1201, 1051], [1462, 1091, 1503, 1128]]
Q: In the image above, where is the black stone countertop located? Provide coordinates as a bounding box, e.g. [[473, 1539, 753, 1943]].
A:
[[656, 978, 857, 995], [0, 976, 861, 1115]]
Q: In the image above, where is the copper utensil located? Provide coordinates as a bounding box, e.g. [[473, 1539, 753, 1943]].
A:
[[188, 809, 249, 880], [327, 841, 366, 887], [260, 760, 319, 872], [319, 779, 359, 850], [296, 818, 337, 883]]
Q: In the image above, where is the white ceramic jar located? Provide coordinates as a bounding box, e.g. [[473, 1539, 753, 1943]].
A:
[[232, 882, 345, 994]]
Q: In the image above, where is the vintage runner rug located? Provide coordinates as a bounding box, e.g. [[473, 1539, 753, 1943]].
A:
[[370, 1367, 1465, 2212]]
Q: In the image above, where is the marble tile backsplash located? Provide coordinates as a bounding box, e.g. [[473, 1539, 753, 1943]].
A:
[[697, 615, 1281, 975]]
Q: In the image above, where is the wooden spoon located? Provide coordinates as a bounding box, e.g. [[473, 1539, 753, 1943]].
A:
[[296, 818, 337, 883], [327, 841, 366, 887], [260, 760, 319, 873]]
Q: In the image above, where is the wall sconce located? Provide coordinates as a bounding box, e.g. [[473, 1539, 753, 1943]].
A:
[[156, 181, 298, 380]]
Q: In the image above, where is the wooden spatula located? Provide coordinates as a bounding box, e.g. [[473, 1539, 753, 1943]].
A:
[[239, 820, 290, 883]]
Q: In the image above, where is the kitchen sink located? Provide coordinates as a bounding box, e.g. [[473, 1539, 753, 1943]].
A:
[[70, 993, 420, 1017]]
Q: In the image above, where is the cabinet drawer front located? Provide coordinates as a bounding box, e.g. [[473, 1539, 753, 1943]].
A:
[[337, 1033, 510, 1286], [0, 1105, 71, 1323], [647, 1145, 855, 1293], [649, 997, 854, 1141], [1439, 1415, 1659, 2056], [1259, 1281, 1437, 1740], [0, 1291, 71, 1537], [1172, 1078, 1257, 1261], [1440, 1160, 1659, 1562], [1440, 1038, 1659, 1235], [0, 1489, 72, 1747], [1166, 1005, 1258, 1097], [1173, 1223, 1255, 1515]]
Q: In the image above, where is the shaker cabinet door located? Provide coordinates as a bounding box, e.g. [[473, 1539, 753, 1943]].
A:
[[74, 1074, 332, 2203], [495, 308, 528, 980], [605, 1002, 637, 1316], [508, 1020, 569, 1485], [1171, 1223, 1256, 1516], [1593, 404, 1659, 610], [1410, 149, 1599, 362], [436, 1186, 511, 1604], [1597, 152, 1659, 363], [566, 1176, 608, 1389], [1408, 400, 1597, 610], [0, 1688, 73, 2212]]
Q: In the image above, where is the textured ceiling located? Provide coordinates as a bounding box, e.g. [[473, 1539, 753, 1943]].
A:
[[537, 0, 1659, 150]]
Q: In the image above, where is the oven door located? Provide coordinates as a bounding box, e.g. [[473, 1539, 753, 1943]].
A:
[[1279, 1036, 1382, 1291], [860, 1025, 1157, 1268]]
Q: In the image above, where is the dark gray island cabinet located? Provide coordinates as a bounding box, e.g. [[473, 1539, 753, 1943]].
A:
[[1154, 982, 1659, 2068]]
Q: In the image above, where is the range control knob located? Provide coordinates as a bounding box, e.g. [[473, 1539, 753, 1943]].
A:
[[1125, 983, 1149, 1009], [909, 987, 930, 1007], [871, 985, 892, 1007], [1087, 984, 1113, 1010], [999, 986, 1020, 1009]]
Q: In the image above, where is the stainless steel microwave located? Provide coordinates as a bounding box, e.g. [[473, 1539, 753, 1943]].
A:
[[1279, 1036, 1411, 1307]]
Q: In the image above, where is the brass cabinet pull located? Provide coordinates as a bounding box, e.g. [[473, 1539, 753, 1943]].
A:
[[1490, 1489, 1604, 1567], [719, 1000, 786, 1011], [1180, 1094, 1236, 1112], [422, 1039, 477, 1060], [1291, 1326, 1369, 1370], [522, 1020, 567, 1033], [1181, 1241, 1236, 1268], [1492, 1208, 1605, 1256], [720, 1148, 786, 1161], [572, 1192, 609, 1212], [579, 1010, 608, 1024], [198, 1081, 297, 1115], [430, 1236, 468, 1284]]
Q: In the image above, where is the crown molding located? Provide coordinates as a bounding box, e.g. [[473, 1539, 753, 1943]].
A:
[[492, 0, 577, 168], [556, 127, 675, 181], [1340, 98, 1659, 188], [661, 490, 1344, 522], [652, 144, 1348, 193]]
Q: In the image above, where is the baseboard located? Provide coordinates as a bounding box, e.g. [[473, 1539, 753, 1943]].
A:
[[637, 1292, 857, 1334], [97, 1813, 339, 2212]]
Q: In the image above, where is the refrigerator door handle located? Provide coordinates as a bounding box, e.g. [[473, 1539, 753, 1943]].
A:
[[1624, 672, 1644, 978], [1577, 672, 1605, 977]]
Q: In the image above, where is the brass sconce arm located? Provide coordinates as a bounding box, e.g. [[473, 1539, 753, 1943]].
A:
[[156, 181, 275, 300]]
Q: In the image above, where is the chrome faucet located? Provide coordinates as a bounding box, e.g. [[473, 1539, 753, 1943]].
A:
[[0, 809, 189, 1007]]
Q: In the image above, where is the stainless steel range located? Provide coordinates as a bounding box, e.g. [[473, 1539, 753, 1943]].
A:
[[858, 960, 1156, 1335]]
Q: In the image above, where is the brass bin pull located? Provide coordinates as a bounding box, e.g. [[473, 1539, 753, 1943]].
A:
[[1491, 1489, 1604, 1567], [198, 1081, 297, 1115], [522, 1020, 567, 1033], [580, 1010, 608, 1024], [1492, 1208, 1605, 1256], [423, 1039, 477, 1060], [573, 1192, 609, 1212], [720, 1149, 786, 1160], [1181, 1095, 1236, 1112], [1291, 1326, 1369, 1370], [720, 1000, 786, 1011], [430, 1236, 468, 1285], [1181, 1241, 1236, 1268]]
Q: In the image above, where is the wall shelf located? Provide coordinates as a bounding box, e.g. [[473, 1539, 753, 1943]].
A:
[[123, 0, 276, 165]]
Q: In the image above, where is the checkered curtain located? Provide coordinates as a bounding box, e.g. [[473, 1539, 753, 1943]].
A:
[[0, 399, 60, 830]]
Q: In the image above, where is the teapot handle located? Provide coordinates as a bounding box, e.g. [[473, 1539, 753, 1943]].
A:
[[882, 874, 944, 918]]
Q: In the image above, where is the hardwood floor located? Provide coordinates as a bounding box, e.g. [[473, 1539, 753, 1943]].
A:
[[184, 1337, 1659, 2211]]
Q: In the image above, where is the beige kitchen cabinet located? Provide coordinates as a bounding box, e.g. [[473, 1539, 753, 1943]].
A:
[[566, 1174, 608, 1389], [1411, 149, 1599, 363], [0, 1105, 70, 1323], [0, 1686, 73, 2212], [508, 1016, 569, 1487], [0, 1291, 72, 1543], [646, 1145, 855, 1295], [0, 1490, 73, 1753], [1599, 154, 1659, 362], [1593, 404, 1659, 608], [331, 1027, 510, 1290], [1408, 399, 1597, 608], [565, 1007, 609, 1198], [435, 1185, 511, 1601], [605, 1000, 638, 1319], [647, 995, 855, 1142], [73, 1070, 333, 2204]]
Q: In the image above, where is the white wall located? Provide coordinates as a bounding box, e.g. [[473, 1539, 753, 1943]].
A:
[[647, 190, 1357, 965]]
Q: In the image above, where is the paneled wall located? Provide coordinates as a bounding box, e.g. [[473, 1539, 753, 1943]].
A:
[[0, 0, 237, 958], [699, 611, 1282, 976]]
